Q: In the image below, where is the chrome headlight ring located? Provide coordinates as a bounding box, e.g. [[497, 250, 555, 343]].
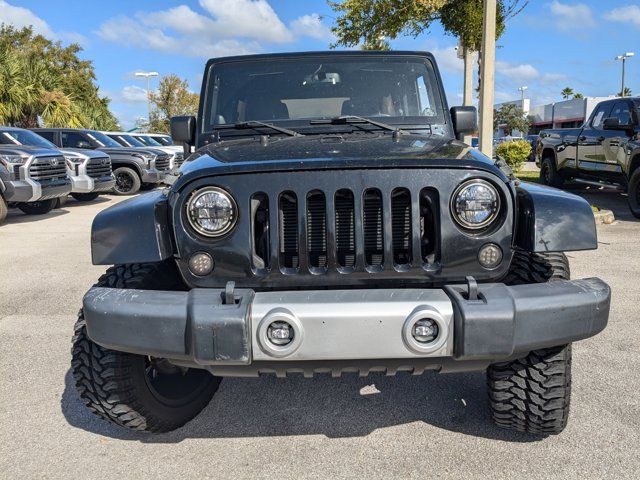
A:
[[451, 178, 501, 230], [186, 186, 238, 238]]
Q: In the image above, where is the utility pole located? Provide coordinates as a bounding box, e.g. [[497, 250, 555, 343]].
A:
[[615, 52, 634, 97], [479, 0, 497, 157], [459, 41, 476, 145], [135, 71, 159, 129]]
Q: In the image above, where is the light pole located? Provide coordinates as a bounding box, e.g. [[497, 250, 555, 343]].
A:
[[518, 86, 528, 105], [615, 52, 634, 97], [479, 0, 497, 157], [134, 71, 159, 127]]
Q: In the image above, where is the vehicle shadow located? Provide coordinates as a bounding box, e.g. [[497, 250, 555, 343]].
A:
[[61, 369, 541, 444], [2, 208, 69, 225], [61, 196, 112, 208], [565, 185, 637, 223]]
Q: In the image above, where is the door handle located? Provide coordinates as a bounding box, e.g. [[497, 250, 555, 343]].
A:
[[597, 136, 605, 142], [579, 136, 586, 141]]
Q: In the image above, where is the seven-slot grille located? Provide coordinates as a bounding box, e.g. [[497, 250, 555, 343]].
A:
[[173, 152, 184, 168], [28, 156, 67, 181], [155, 154, 171, 171], [250, 187, 439, 275], [86, 157, 112, 178]]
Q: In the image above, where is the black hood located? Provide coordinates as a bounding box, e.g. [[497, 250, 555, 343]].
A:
[[175, 133, 502, 190]]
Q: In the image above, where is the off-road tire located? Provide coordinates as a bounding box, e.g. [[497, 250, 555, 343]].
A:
[[502, 249, 570, 285], [71, 262, 220, 433], [540, 156, 564, 188], [628, 168, 640, 219], [0, 195, 7, 224], [71, 192, 99, 202], [112, 167, 141, 195], [489, 249, 572, 434], [17, 198, 57, 215], [487, 345, 572, 435]]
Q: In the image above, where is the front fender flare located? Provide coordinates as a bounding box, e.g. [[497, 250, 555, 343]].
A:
[[514, 182, 597, 252], [92, 190, 173, 265]]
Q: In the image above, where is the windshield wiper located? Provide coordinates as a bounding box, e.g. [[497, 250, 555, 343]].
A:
[[310, 115, 407, 135], [217, 121, 303, 137]]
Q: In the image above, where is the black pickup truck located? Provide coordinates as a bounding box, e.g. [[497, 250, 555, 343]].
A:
[[71, 51, 610, 436], [538, 97, 640, 217]]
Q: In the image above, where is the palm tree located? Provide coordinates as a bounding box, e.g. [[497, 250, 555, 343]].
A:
[[618, 87, 632, 97], [573, 93, 584, 99], [561, 87, 574, 100]]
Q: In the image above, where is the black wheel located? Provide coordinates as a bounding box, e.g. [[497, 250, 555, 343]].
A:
[[0, 195, 7, 224], [71, 192, 99, 202], [487, 249, 572, 435], [540, 156, 564, 188], [113, 167, 141, 195], [55, 195, 68, 208], [17, 198, 57, 215], [71, 262, 220, 433], [628, 168, 640, 219]]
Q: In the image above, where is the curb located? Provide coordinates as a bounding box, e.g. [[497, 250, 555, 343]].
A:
[[594, 209, 615, 225]]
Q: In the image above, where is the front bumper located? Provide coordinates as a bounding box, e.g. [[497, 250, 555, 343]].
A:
[[140, 168, 166, 184], [82, 278, 610, 375], [70, 174, 116, 193], [4, 177, 72, 203]]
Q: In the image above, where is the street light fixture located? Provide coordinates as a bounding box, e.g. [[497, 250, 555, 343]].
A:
[[134, 71, 159, 127], [518, 86, 528, 105], [614, 52, 634, 97]]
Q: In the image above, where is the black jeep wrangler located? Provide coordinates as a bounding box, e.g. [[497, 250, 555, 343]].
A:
[[72, 52, 610, 435]]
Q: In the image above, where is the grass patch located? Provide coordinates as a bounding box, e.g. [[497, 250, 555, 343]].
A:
[[515, 169, 541, 184]]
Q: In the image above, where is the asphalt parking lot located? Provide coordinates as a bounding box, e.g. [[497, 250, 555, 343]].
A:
[[1, 189, 638, 479]]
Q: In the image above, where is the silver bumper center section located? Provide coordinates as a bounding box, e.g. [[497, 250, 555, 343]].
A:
[[82, 278, 610, 371]]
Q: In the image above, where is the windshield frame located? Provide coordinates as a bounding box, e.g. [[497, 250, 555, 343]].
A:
[[199, 52, 450, 143]]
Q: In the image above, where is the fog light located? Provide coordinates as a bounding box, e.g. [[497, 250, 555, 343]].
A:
[[267, 321, 293, 345], [412, 319, 438, 344], [478, 243, 502, 269], [188, 252, 214, 276]]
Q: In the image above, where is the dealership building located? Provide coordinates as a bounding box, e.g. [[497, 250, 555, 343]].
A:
[[495, 96, 618, 136]]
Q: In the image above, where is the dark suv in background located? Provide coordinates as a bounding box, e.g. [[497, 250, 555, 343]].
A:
[[32, 128, 171, 195]]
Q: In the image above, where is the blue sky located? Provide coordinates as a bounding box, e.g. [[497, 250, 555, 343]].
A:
[[3, 0, 639, 128]]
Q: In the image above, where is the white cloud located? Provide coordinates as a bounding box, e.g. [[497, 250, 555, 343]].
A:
[[0, 0, 54, 36], [121, 86, 149, 103], [290, 13, 334, 41], [96, 0, 301, 57], [430, 45, 464, 74], [496, 61, 540, 82], [548, 1, 595, 32], [604, 5, 640, 29]]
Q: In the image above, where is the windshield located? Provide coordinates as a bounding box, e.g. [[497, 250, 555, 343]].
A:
[[152, 135, 173, 146], [87, 131, 122, 148], [0, 129, 56, 148], [204, 55, 445, 131], [134, 135, 162, 146], [120, 134, 146, 148]]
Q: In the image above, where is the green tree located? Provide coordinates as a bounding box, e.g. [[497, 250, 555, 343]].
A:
[[561, 87, 574, 99], [573, 93, 584, 99], [148, 75, 199, 134], [329, 0, 528, 51], [493, 103, 530, 136], [618, 87, 632, 97], [0, 25, 118, 129]]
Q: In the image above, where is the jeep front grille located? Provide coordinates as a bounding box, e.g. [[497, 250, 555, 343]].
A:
[[250, 186, 438, 276], [86, 157, 112, 178], [28, 156, 67, 181]]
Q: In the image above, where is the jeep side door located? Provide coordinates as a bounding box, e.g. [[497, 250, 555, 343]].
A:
[[576, 102, 614, 178]]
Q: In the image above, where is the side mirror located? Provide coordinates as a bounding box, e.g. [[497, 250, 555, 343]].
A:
[[170, 116, 196, 156], [602, 117, 621, 130], [450, 106, 478, 139]]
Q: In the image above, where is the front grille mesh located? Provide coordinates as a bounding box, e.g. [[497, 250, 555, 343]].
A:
[[251, 187, 438, 275], [155, 154, 171, 171], [86, 157, 112, 178], [28, 156, 66, 181]]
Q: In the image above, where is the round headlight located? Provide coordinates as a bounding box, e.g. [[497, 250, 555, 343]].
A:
[[452, 179, 500, 229], [187, 187, 237, 237]]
